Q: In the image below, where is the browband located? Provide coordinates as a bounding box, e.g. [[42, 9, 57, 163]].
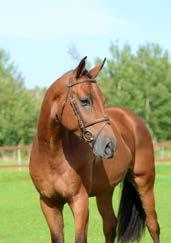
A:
[[67, 79, 96, 88]]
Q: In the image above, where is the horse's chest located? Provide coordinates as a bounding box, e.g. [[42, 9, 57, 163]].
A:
[[53, 171, 81, 198], [39, 169, 82, 200], [91, 142, 132, 195]]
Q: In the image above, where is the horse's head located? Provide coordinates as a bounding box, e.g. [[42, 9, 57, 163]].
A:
[[56, 57, 117, 159]]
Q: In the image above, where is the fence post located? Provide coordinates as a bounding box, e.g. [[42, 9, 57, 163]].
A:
[[17, 146, 21, 170], [160, 145, 164, 160]]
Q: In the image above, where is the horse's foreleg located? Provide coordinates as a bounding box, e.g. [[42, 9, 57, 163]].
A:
[[40, 197, 64, 243], [69, 188, 89, 243], [96, 190, 117, 243]]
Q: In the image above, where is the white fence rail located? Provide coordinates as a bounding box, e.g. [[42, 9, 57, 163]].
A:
[[0, 142, 171, 169]]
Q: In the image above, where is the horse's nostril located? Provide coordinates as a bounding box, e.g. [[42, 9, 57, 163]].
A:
[[104, 140, 114, 157], [92, 135, 117, 159]]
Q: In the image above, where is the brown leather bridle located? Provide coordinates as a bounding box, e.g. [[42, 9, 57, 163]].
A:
[[57, 78, 110, 143]]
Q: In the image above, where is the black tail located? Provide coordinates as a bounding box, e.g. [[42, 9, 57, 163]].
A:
[[117, 172, 146, 243]]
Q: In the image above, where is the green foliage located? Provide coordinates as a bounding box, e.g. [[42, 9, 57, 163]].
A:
[[1, 42, 171, 144], [97, 42, 171, 141], [0, 49, 45, 145]]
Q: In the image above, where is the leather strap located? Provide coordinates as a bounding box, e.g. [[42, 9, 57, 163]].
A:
[[67, 79, 96, 87], [84, 116, 110, 128], [58, 78, 110, 143]]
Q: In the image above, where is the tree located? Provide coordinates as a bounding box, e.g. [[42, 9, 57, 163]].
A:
[[0, 49, 45, 145], [97, 43, 171, 141]]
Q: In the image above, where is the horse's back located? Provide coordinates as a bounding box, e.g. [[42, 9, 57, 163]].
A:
[[106, 106, 153, 148]]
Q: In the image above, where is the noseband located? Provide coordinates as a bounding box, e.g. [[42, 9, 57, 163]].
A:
[[57, 78, 110, 143]]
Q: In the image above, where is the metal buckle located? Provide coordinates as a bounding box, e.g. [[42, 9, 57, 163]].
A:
[[82, 130, 95, 142]]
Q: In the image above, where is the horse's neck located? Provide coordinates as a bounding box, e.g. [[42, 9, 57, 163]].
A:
[[37, 76, 70, 150], [37, 91, 61, 146]]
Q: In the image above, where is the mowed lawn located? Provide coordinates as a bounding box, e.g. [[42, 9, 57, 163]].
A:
[[0, 164, 171, 243]]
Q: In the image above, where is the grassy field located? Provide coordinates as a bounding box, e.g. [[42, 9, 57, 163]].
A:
[[0, 164, 170, 243]]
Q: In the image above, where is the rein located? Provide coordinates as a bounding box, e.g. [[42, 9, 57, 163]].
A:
[[57, 78, 110, 143]]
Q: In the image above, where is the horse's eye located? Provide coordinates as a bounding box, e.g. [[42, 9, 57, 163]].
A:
[[80, 96, 92, 106]]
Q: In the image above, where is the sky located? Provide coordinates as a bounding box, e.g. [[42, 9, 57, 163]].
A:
[[0, 0, 171, 88]]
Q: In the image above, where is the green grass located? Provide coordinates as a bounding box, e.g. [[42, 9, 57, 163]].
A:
[[0, 164, 171, 243]]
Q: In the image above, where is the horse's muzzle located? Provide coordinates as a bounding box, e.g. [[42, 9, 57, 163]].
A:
[[93, 133, 117, 159]]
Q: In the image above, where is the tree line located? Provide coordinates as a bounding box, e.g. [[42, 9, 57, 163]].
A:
[[0, 49, 45, 145], [97, 43, 171, 141], [0, 42, 171, 145]]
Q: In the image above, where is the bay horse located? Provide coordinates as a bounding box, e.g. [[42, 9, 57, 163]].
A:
[[29, 57, 160, 243]]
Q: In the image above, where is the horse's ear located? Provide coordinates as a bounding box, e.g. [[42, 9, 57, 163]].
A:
[[89, 58, 106, 78], [75, 56, 87, 79]]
